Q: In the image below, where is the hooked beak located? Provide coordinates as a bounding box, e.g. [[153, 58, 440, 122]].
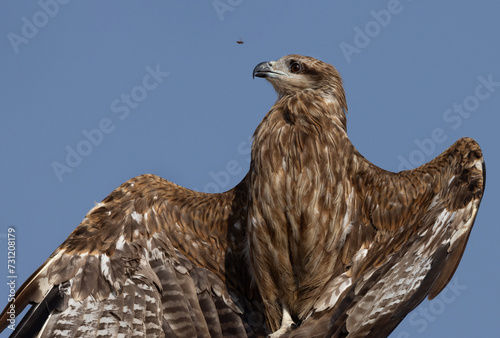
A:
[[253, 61, 283, 79]]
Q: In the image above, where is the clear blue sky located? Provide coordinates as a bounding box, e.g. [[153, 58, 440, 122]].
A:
[[1, 1, 499, 337]]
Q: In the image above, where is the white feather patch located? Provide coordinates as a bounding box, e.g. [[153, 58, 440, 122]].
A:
[[115, 235, 127, 251], [130, 211, 143, 223]]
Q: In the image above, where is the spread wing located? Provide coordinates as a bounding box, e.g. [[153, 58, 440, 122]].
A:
[[287, 137, 485, 338], [0, 174, 266, 337]]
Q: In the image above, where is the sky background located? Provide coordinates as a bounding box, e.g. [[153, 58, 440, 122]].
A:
[[1, 1, 499, 337]]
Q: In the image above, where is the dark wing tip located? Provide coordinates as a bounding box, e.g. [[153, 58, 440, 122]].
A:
[[10, 286, 63, 338]]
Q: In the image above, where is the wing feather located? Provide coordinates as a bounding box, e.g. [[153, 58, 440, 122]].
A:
[[0, 174, 260, 337], [287, 137, 485, 337]]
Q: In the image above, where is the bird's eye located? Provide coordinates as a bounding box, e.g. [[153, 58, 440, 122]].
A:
[[290, 62, 301, 73]]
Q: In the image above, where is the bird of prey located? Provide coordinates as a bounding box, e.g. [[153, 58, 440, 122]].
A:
[[0, 55, 484, 338]]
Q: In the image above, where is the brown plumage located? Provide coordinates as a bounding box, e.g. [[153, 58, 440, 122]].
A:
[[0, 55, 484, 337]]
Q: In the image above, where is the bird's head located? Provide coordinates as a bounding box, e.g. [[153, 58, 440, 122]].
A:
[[253, 55, 346, 106]]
